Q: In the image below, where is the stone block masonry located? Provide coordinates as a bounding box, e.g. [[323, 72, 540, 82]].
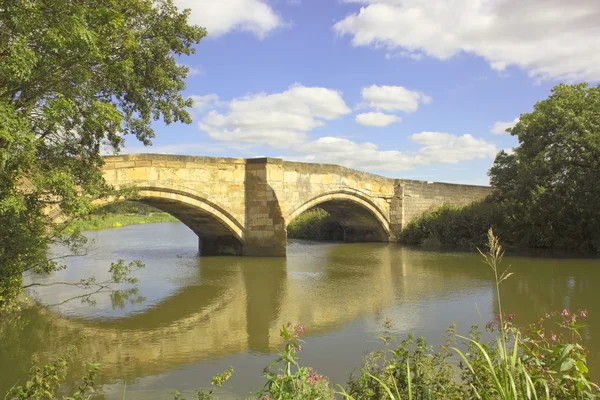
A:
[[100, 154, 493, 257], [393, 180, 493, 232]]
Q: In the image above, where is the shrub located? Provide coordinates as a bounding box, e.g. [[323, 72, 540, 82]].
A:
[[343, 319, 465, 400], [398, 200, 510, 249], [257, 323, 335, 400], [5, 340, 99, 400], [287, 209, 344, 241]]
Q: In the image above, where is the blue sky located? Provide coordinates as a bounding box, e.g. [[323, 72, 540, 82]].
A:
[[123, 0, 600, 185]]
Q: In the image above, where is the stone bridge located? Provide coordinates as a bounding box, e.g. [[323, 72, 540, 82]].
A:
[[101, 154, 492, 256]]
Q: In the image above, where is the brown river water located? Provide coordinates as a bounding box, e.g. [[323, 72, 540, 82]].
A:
[[1, 222, 599, 398]]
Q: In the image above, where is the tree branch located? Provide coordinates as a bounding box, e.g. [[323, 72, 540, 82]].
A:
[[46, 285, 110, 307], [23, 281, 108, 289]]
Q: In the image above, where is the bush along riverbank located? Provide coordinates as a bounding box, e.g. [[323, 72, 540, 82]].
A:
[[287, 208, 344, 241], [398, 198, 600, 254], [66, 201, 178, 232], [398, 200, 511, 250], [5, 230, 599, 399]]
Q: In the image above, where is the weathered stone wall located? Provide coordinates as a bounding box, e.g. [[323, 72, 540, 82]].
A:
[[392, 179, 494, 235], [103, 154, 246, 225], [97, 154, 493, 256], [278, 160, 396, 241], [102, 154, 247, 255]]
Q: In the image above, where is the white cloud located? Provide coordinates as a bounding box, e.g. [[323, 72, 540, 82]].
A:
[[334, 0, 600, 82], [490, 117, 519, 135], [296, 137, 418, 171], [174, 0, 283, 38], [412, 132, 498, 164], [185, 86, 495, 173], [187, 65, 204, 77], [361, 85, 431, 113], [198, 85, 351, 148], [190, 94, 221, 112], [292, 132, 497, 171], [121, 142, 255, 156], [355, 112, 401, 127], [128, 131, 497, 173]]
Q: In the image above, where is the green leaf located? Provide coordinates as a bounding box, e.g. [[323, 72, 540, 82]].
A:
[[560, 359, 576, 372]]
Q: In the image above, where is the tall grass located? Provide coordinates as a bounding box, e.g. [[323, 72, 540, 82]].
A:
[[452, 229, 544, 400]]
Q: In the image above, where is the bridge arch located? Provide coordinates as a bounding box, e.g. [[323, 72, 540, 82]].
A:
[[104, 187, 245, 256], [285, 189, 391, 242]]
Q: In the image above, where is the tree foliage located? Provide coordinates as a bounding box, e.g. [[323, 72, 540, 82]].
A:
[[400, 83, 600, 253], [0, 0, 205, 311], [489, 83, 600, 251]]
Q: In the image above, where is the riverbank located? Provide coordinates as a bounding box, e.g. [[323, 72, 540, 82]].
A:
[[397, 201, 600, 254], [65, 201, 179, 232], [67, 213, 178, 232]]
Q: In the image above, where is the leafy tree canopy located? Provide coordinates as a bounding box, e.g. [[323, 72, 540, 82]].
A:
[[0, 0, 205, 311], [489, 83, 600, 251]]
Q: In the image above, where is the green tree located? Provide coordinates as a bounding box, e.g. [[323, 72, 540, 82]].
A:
[[0, 0, 205, 311], [489, 83, 600, 251]]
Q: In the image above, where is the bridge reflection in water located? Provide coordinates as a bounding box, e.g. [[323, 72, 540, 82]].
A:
[[43, 245, 399, 380], [23, 242, 492, 386]]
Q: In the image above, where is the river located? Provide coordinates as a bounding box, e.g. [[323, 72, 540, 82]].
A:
[[1, 222, 599, 398]]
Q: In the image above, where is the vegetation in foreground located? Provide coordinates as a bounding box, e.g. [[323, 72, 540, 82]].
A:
[[287, 208, 344, 241], [5, 230, 599, 399], [400, 83, 600, 253]]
